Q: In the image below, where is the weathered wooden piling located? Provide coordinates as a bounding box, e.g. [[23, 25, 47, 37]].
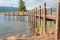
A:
[[35, 8, 37, 27], [22, 12, 24, 21], [34, 8, 36, 27], [16, 12, 19, 21], [32, 10, 34, 25], [31, 10, 32, 23], [13, 12, 14, 21], [39, 6, 41, 27], [32, 10, 34, 24], [21, 12, 24, 21], [55, 1, 60, 40], [4, 12, 6, 20], [32, 10, 33, 24], [30, 11, 32, 20], [29, 11, 31, 23], [8, 12, 10, 20], [49, 7, 53, 34], [33, 9, 35, 27], [30, 11, 31, 23], [37, 6, 41, 34], [43, 2, 46, 34], [28, 11, 30, 22]]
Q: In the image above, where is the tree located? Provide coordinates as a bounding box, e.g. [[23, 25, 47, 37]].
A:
[[18, 0, 26, 12]]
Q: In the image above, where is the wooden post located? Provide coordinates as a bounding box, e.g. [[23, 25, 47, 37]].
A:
[[32, 10, 34, 24], [33, 10, 34, 25], [50, 7, 52, 15], [31, 10, 33, 23], [49, 7, 53, 34], [39, 6, 41, 27], [30, 11, 32, 22], [8, 12, 10, 20], [34, 8, 37, 35], [33, 9, 35, 27], [43, 2, 46, 34], [22, 12, 24, 21], [30, 11, 32, 20], [4, 12, 6, 20], [13, 12, 14, 21], [33, 8, 36, 35], [28, 11, 30, 22], [29, 11, 31, 23], [37, 6, 41, 35], [34, 8, 36, 27], [35, 8, 37, 27], [16, 12, 18, 21], [55, 1, 60, 40], [39, 6, 41, 34], [31, 11, 32, 23], [28, 11, 29, 21]]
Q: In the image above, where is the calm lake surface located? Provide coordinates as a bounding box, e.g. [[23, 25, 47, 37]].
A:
[[0, 15, 31, 37], [0, 14, 55, 38]]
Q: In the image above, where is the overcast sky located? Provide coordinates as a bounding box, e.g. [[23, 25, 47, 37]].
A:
[[0, 0, 56, 10]]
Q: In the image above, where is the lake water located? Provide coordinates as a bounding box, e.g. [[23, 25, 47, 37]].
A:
[[0, 14, 55, 38], [0, 15, 31, 37]]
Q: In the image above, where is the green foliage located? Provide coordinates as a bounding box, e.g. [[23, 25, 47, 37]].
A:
[[18, 0, 26, 12]]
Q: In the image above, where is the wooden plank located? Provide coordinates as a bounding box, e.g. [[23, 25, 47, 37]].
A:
[[4, 12, 56, 21], [37, 15, 56, 21]]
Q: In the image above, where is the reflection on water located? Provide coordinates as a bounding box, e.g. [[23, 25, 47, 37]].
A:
[[0, 15, 55, 38], [0, 15, 31, 37]]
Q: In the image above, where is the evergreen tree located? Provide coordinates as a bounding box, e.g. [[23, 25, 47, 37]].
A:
[[18, 0, 26, 12]]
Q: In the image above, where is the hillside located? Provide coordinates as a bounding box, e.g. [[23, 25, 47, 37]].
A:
[[0, 6, 17, 12]]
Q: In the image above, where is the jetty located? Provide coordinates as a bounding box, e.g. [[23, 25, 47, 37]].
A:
[[0, 1, 60, 40]]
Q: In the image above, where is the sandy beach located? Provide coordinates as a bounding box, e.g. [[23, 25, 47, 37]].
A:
[[0, 33, 55, 40]]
